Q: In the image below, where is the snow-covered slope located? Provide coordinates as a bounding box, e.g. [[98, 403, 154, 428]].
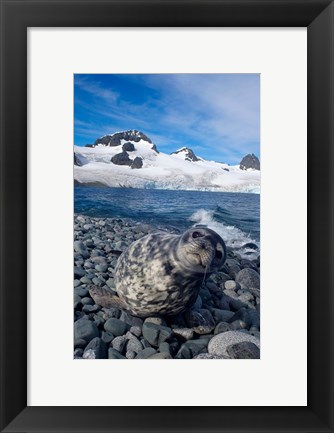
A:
[[74, 130, 260, 193]]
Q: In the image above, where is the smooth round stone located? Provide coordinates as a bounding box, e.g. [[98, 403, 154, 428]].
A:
[[223, 289, 239, 299], [74, 240, 86, 252], [74, 279, 81, 288], [81, 297, 94, 306], [83, 337, 107, 359], [104, 318, 127, 336], [80, 276, 91, 285], [210, 308, 235, 323], [235, 268, 260, 290], [92, 277, 104, 286], [135, 348, 157, 359], [74, 286, 89, 298], [214, 322, 232, 335], [208, 331, 260, 357], [95, 263, 108, 273], [74, 338, 87, 349], [224, 280, 240, 291], [74, 319, 99, 343], [101, 331, 115, 344], [83, 304, 100, 314], [91, 256, 107, 264], [226, 341, 260, 359], [112, 336, 126, 353], [108, 348, 126, 359]]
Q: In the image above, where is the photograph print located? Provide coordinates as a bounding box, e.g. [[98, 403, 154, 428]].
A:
[[74, 74, 260, 360]]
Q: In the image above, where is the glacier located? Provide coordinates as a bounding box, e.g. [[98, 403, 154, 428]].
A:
[[74, 134, 260, 193]]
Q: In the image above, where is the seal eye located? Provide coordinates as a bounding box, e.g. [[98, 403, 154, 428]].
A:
[[192, 231, 204, 239], [215, 250, 223, 259]]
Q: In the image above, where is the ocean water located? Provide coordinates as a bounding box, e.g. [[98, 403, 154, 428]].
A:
[[74, 186, 260, 256]]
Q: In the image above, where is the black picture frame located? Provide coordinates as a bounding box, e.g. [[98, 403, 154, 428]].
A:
[[1, 0, 333, 432]]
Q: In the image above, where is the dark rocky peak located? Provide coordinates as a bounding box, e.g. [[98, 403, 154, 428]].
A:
[[111, 151, 132, 166], [122, 142, 136, 152], [239, 154, 260, 171], [171, 147, 199, 162], [94, 130, 153, 147]]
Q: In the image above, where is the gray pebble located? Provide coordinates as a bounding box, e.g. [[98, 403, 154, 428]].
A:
[[142, 323, 172, 347], [95, 263, 108, 273], [108, 348, 126, 359], [83, 337, 107, 359], [74, 348, 83, 357], [81, 297, 94, 306], [158, 342, 171, 355], [172, 328, 194, 341], [126, 335, 143, 353], [74, 319, 99, 343], [226, 341, 260, 359], [144, 317, 167, 327], [104, 318, 127, 336], [129, 326, 142, 337], [120, 311, 143, 328], [208, 331, 260, 357], [74, 267, 86, 278], [210, 308, 235, 323], [74, 286, 89, 297], [126, 350, 136, 359], [135, 348, 157, 359], [175, 339, 208, 359], [235, 268, 260, 290], [101, 331, 115, 344], [80, 276, 91, 285], [112, 335, 126, 353], [214, 322, 232, 334], [224, 280, 240, 291], [184, 309, 215, 335], [82, 304, 100, 314]]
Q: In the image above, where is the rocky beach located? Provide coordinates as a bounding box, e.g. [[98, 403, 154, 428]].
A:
[[74, 214, 260, 360]]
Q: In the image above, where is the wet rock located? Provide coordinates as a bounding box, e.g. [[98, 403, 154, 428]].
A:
[[184, 309, 215, 335], [208, 331, 260, 357]]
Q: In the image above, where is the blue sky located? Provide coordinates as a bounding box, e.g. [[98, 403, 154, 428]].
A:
[[74, 74, 260, 165]]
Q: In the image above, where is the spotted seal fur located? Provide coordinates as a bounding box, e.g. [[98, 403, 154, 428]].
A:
[[89, 227, 226, 317]]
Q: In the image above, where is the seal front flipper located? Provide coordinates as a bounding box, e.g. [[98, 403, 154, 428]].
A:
[[89, 285, 126, 309]]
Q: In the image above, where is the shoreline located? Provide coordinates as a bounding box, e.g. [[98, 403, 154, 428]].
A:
[[74, 214, 260, 360]]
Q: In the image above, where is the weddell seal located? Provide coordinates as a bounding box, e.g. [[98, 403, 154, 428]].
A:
[[89, 227, 226, 317]]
